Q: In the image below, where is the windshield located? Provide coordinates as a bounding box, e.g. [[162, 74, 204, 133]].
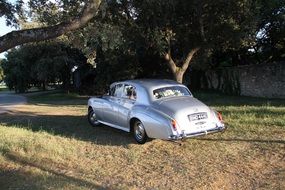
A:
[[153, 86, 191, 99]]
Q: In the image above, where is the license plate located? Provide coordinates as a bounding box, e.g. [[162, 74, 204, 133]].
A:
[[189, 112, 208, 121]]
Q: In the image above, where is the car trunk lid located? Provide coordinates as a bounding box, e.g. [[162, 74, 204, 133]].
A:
[[153, 96, 216, 133]]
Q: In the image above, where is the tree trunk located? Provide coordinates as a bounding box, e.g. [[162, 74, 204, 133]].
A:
[[164, 47, 200, 83], [42, 82, 46, 91], [174, 70, 185, 84], [0, 0, 102, 53]]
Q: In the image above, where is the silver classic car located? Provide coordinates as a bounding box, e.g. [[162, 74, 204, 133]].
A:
[[88, 79, 226, 144]]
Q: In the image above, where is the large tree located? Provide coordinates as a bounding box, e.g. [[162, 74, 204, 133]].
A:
[[131, 0, 260, 83], [67, 0, 262, 83], [0, 0, 102, 53]]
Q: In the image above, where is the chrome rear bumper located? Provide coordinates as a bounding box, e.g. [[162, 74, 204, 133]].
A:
[[169, 125, 227, 141]]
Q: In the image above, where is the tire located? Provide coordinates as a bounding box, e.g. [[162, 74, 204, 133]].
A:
[[88, 108, 100, 127], [133, 120, 148, 144]]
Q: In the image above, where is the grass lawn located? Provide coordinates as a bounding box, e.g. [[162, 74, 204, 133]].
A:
[[0, 92, 284, 189]]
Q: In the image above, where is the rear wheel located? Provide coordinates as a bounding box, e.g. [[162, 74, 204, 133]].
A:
[[88, 108, 100, 127], [133, 120, 148, 144]]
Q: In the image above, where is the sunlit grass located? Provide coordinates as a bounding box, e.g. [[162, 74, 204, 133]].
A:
[[0, 92, 284, 189], [0, 85, 8, 92]]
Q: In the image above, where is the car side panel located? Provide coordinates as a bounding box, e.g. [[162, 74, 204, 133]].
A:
[[117, 98, 135, 130], [89, 96, 119, 124], [130, 105, 174, 139], [102, 96, 120, 125], [88, 97, 104, 121]]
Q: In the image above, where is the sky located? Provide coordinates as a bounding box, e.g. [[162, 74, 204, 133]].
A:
[[0, 0, 55, 59], [0, 0, 22, 59], [0, 17, 16, 59]]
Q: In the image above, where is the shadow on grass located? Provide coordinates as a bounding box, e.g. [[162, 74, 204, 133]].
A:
[[28, 98, 88, 106], [1, 152, 110, 189], [0, 112, 135, 147], [27, 93, 89, 106], [196, 137, 285, 144]]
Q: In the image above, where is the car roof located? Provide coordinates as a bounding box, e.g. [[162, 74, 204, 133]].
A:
[[123, 79, 182, 89], [110, 79, 190, 103]]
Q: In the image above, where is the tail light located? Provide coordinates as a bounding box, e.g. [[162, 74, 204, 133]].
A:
[[217, 112, 223, 122], [171, 119, 178, 131]]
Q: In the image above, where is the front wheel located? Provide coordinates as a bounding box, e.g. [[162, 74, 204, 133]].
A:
[[133, 120, 148, 144], [88, 108, 100, 127]]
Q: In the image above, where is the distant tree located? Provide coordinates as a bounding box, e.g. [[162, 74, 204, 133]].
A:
[[2, 42, 87, 93], [0, 0, 102, 53], [1, 49, 33, 92], [0, 59, 4, 82]]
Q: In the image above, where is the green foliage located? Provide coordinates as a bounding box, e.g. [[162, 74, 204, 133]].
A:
[[1, 50, 33, 92], [81, 46, 141, 95], [0, 0, 88, 27], [0, 0, 17, 26], [2, 42, 87, 93], [0, 0, 28, 27], [67, 7, 145, 94], [256, 0, 285, 62], [74, 0, 265, 85], [210, 0, 284, 67], [134, 0, 260, 61], [1, 0, 284, 91], [27, 0, 86, 25], [0, 59, 4, 82]]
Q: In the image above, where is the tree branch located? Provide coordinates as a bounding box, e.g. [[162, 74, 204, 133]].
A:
[[0, 0, 102, 53], [163, 33, 177, 74], [181, 47, 200, 71], [199, 17, 207, 43], [164, 52, 177, 74]]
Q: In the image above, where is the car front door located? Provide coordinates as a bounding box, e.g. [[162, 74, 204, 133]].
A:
[[102, 83, 124, 126], [116, 84, 136, 130]]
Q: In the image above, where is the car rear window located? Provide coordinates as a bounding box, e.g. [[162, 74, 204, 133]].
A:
[[153, 86, 191, 99]]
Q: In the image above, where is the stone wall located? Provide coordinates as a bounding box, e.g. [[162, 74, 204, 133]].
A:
[[204, 62, 285, 98]]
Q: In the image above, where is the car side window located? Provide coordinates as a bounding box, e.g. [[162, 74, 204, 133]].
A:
[[123, 84, 137, 100], [114, 84, 124, 97], [109, 86, 116, 96]]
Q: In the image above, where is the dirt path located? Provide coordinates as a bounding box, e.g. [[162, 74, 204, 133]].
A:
[[0, 93, 27, 114]]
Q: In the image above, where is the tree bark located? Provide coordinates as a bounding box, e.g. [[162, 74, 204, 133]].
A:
[[0, 0, 102, 53], [174, 70, 184, 84], [164, 47, 200, 83]]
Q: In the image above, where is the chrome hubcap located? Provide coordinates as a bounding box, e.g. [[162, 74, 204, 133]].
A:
[[90, 112, 99, 125], [135, 122, 145, 140]]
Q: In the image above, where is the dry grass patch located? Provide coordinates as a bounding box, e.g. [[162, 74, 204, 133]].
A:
[[0, 92, 284, 189]]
